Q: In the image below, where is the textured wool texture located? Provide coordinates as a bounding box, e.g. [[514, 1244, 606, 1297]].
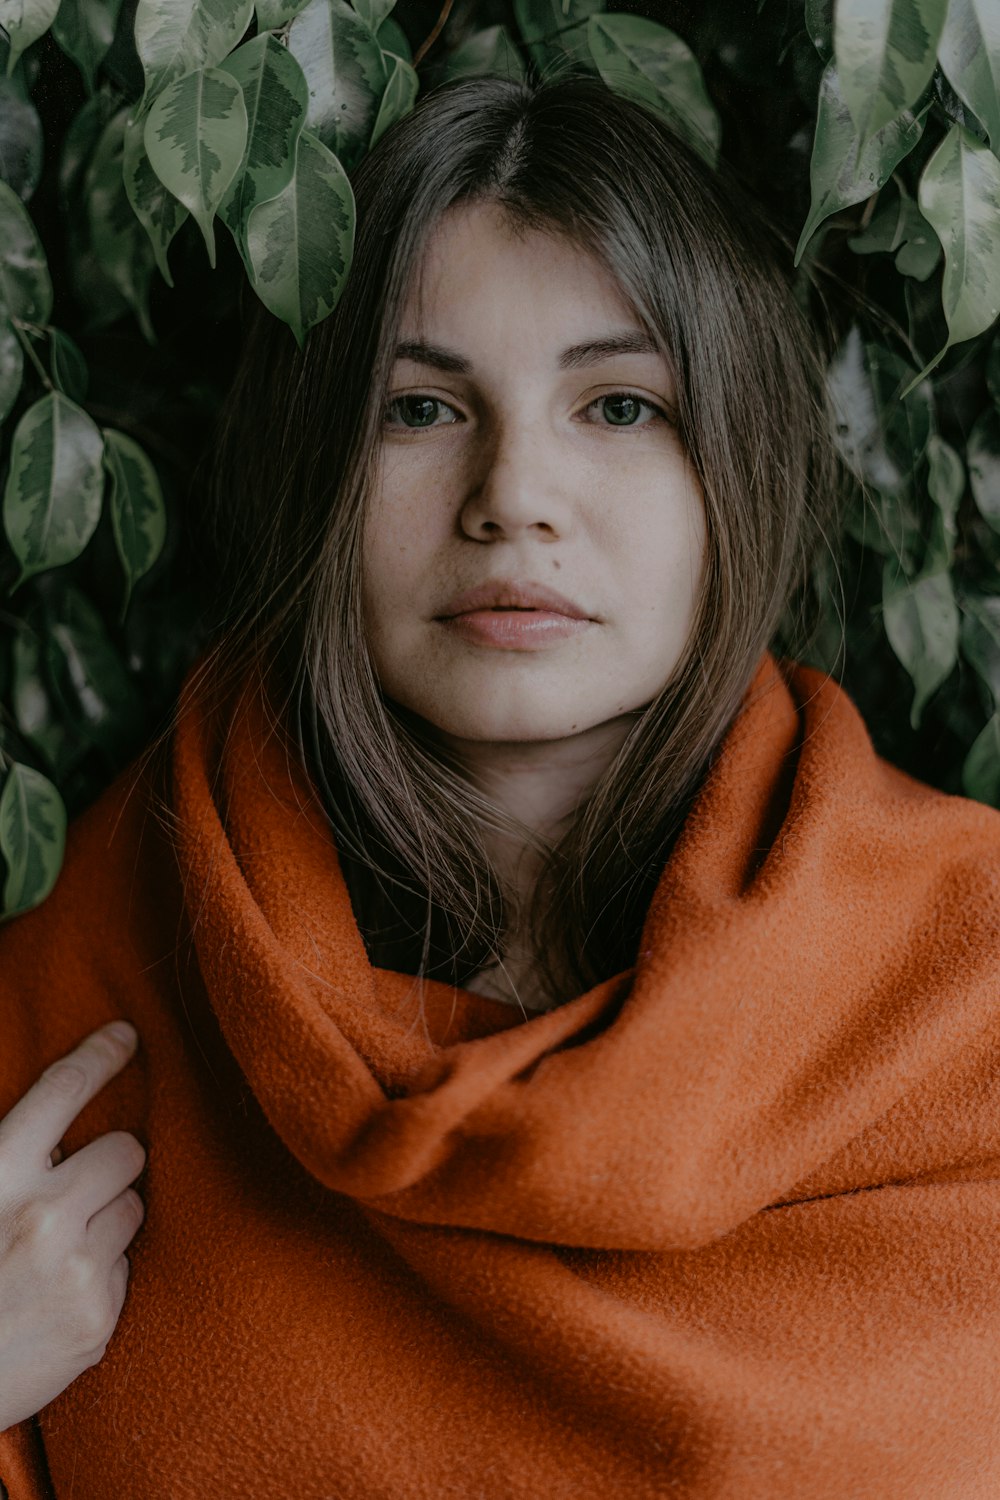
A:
[[1, 647, 1000, 1498]]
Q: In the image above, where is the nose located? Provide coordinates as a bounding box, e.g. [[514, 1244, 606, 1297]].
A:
[[459, 414, 574, 542]]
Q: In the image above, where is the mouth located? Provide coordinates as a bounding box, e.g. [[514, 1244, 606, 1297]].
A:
[[436, 607, 591, 650]]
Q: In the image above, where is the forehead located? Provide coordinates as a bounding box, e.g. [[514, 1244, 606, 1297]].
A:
[[398, 201, 642, 344]]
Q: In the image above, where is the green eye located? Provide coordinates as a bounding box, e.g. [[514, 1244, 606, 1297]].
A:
[[595, 393, 661, 426], [385, 395, 453, 428]]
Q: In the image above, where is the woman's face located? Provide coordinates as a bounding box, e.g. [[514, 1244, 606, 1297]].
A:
[[362, 201, 707, 749]]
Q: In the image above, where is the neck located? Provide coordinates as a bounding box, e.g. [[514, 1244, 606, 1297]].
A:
[[439, 713, 641, 914]]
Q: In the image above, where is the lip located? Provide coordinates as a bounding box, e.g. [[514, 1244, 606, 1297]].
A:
[[439, 610, 589, 649], [436, 578, 593, 620]]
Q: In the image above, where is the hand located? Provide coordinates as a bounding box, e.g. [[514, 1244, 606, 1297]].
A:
[[0, 1022, 146, 1431]]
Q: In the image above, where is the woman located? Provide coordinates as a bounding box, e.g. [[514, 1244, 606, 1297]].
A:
[[1, 72, 999, 1499]]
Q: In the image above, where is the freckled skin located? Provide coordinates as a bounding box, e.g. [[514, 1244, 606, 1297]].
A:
[[362, 200, 707, 873]]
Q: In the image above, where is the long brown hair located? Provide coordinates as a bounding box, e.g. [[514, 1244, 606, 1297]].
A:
[[188, 70, 845, 1015]]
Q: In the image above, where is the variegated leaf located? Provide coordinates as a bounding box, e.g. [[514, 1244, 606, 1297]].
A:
[[353, 0, 394, 30], [123, 106, 190, 286], [0, 0, 61, 75], [2, 392, 105, 586], [144, 65, 248, 268], [794, 61, 926, 264], [938, 0, 1000, 151], [0, 178, 52, 322], [833, 0, 946, 144], [246, 126, 354, 348], [0, 316, 23, 423], [0, 760, 66, 917], [916, 123, 1000, 366], [103, 427, 167, 620], [255, 0, 310, 26], [134, 0, 254, 101], [218, 34, 309, 261], [586, 13, 720, 167], [287, 0, 386, 170]]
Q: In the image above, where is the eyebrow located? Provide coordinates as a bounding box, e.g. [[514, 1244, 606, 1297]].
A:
[[392, 329, 661, 373]]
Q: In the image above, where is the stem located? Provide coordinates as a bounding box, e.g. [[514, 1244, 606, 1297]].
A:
[[10, 320, 53, 394], [413, 0, 455, 68]]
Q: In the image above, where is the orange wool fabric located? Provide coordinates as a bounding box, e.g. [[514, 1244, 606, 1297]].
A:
[[2, 647, 1000, 1498]]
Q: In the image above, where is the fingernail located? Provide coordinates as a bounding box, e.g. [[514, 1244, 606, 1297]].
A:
[[107, 1021, 137, 1047]]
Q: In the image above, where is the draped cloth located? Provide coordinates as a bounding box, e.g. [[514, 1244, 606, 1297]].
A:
[[1, 647, 1000, 1498]]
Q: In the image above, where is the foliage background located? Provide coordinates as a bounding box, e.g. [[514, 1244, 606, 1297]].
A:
[[0, 0, 998, 918]]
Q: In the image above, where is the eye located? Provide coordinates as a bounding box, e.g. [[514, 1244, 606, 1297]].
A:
[[383, 394, 459, 429], [584, 392, 667, 428]]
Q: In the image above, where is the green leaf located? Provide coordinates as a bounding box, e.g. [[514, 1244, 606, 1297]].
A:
[[102, 427, 167, 621], [134, 0, 254, 101], [0, 761, 66, 917], [514, 0, 602, 73], [44, 584, 144, 753], [585, 14, 719, 167], [847, 182, 941, 280], [833, 0, 945, 144], [246, 125, 354, 348], [439, 25, 527, 84], [2, 392, 105, 588], [937, 0, 1000, 151], [287, 0, 386, 170], [968, 405, 1000, 534], [882, 557, 959, 728], [84, 108, 157, 341], [375, 14, 408, 61], [913, 123, 1000, 378], [10, 625, 80, 775], [122, 105, 190, 286], [959, 592, 1000, 702], [48, 327, 88, 401], [0, 67, 43, 198], [368, 49, 417, 148], [0, 177, 52, 321], [217, 33, 309, 262], [51, 0, 124, 93], [353, 0, 394, 29], [793, 61, 926, 265], [255, 0, 310, 25], [826, 327, 932, 499], [0, 0, 61, 75], [144, 65, 249, 269], [0, 315, 23, 421], [921, 432, 963, 571], [961, 711, 1000, 804]]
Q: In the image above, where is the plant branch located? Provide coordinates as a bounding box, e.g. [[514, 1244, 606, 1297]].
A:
[[413, 0, 455, 68]]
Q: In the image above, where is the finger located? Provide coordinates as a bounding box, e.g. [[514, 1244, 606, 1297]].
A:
[[57, 1131, 146, 1224], [86, 1189, 145, 1267], [0, 1023, 139, 1167]]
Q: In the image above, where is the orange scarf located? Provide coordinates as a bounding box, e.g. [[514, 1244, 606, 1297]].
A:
[[2, 648, 1000, 1498]]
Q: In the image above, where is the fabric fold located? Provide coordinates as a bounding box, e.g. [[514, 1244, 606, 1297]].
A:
[[171, 647, 1000, 1248]]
